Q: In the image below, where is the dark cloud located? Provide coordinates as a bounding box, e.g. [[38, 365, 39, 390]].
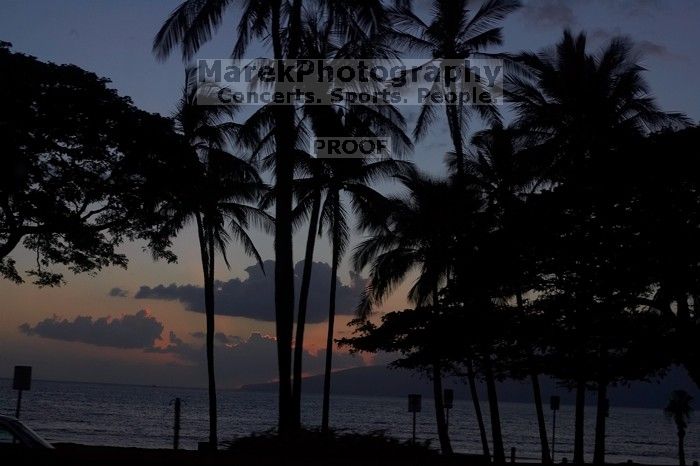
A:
[[19, 310, 363, 387], [635, 40, 684, 60], [190, 331, 243, 346], [154, 331, 360, 385], [520, 0, 669, 29], [589, 29, 682, 61], [606, 0, 665, 17], [521, 0, 576, 28], [108, 287, 129, 298], [135, 260, 367, 323], [19, 310, 163, 349]]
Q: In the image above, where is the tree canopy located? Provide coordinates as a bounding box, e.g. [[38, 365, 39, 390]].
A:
[[0, 42, 184, 285]]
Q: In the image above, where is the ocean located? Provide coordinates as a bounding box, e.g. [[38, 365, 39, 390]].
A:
[[1, 378, 697, 464]]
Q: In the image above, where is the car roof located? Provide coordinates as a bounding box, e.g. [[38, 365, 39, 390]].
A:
[[0, 415, 19, 422]]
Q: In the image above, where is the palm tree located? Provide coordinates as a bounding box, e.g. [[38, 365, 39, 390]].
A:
[[354, 169, 484, 454], [507, 30, 688, 463], [288, 12, 409, 429], [387, 4, 520, 458], [297, 92, 412, 432], [389, 0, 519, 180], [507, 29, 688, 183], [318, 159, 411, 433], [153, 0, 389, 432], [466, 123, 550, 462], [465, 357, 491, 459], [168, 73, 269, 447], [665, 390, 693, 466]]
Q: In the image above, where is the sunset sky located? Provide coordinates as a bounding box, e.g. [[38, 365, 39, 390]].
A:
[[1, 0, 699, 388]]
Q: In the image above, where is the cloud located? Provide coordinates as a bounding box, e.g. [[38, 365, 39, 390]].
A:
[[589, 29, 683, 61], [19, 309, 363, 387], [153, 331, 360, 385], [190, 331, 244, 346], [635, 40, 684, 60], [604, 0, 666, 17], [19, 310, 163, 349], [522, 0, 671, 29], [135, 260, 367, 323], [521, 0, 576, 28], [108, 287, 129, 298]]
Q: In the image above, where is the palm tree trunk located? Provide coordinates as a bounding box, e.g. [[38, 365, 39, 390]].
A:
[[574, 379, 586, 464], [467, 358, 491, 459], [593, 379, 608, 464], [531, 372, 552, 463], [273, 121, 295, 434], [678, 428, 686, 466], [196, 213, 217, 448], [292, 193, 321, 429], [270, 0, 296, 434], [593, 344, 609, 465], [432, 358, 453, 454], [321, 221, 339, 433], [483, 353, 505, 464], [431, 287, 452, 455], [516, 289, 551, 464], [444, 96, 465, 180]]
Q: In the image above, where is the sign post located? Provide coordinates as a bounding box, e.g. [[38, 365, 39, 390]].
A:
[[408, 394, 422, 444], [443, 388, 454, 431], [550, 395, 560, 462], [13, 366, 32, 419]]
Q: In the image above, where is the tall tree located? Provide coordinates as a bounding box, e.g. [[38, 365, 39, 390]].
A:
[[153, 0, 388, 432], [508, 30, 687, 463], [466, 123, 550, 462], [353, 169, 483, 454], [166, 73, 269, 447], [0, 43, 179, 286], [290, 14, 410, 428]]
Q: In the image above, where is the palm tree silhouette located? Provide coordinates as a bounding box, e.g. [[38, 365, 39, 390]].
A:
[[168, 72, 269, 447], [317, 157, 410, 433], [389, 0, 519, 180], [507, 30, 687, 183], [298, 96, 412, 432], [287, 14, 412, 429], [507, 30, 688, 463], [153, 0, 389, 432], [354, 168, 482, 454], [466, 123, 551, 462], [665, 390, 693, 466]]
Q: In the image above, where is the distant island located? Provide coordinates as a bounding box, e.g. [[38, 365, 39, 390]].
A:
[[241, 364, 699, 410]]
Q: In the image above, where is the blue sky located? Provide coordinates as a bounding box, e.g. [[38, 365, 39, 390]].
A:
[[1, 0, 698, 387]]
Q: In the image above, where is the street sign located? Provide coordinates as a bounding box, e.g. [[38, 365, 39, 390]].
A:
[[13, 366, 31, 391], [550, 395, 560, 411], [408, 394, 422, 413], [443, 389, 454, 409], [13, 365, 32, 418]]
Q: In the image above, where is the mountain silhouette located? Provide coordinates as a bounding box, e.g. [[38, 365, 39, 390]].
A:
[[240, 364, 698, 409]]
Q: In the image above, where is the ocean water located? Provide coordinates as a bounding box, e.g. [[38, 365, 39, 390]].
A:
[[0, 378, 697, 464]]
